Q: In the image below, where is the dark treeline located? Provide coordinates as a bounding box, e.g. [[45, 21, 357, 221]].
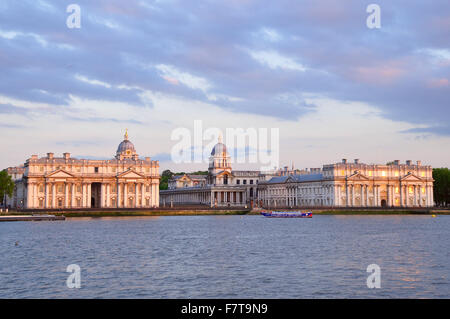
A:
[[433, 168, 450, 207]]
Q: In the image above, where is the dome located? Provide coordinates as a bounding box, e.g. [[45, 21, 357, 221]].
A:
[[115, 129, 138, 159], [117, 140, 135, 154], [211, 142, 227, 156]]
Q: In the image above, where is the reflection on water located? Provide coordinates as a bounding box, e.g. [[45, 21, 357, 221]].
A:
[[0, 215, 449, 298]]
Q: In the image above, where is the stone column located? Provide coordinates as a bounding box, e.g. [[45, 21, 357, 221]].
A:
[[413, 185, 417, 207], [52, 183, 56, 208], [26, 182, 33, 209], [152, 183, 156, 207], [399, 183, 403, 207], [210, 191, 214, 207], [45, 182, 50, 208], [351, 185, 355, 207], [82, 184, 86, 207], [71, 183, 75, 208], [65, 183, 69, 208], [135, 183, 139, 208], [117, 182, 121, 208], [141, 183, 145, 207], [33, 183, 38, 208], [100, 183, 105, 208], [345, 184, 349, 207], [87, 183, 91, 208], [106, 183, 109, 207], [124, 183, 128, 208]]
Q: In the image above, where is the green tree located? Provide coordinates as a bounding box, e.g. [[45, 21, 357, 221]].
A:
[[0, 170, 15, 208], [159, 169, 174, 190], [433, 168, 450, 207]]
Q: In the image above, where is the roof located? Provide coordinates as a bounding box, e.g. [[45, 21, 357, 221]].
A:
[[172, 174, 207, 180], [265, 173, 324, 184]]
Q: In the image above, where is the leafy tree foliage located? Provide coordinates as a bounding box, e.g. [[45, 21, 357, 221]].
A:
[[433, 168, 450, 207], [0, 170, 15, 207]]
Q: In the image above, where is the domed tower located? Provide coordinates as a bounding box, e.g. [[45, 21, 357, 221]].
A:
[[208, 134, 232, 184], [116, 129, 138, 160]]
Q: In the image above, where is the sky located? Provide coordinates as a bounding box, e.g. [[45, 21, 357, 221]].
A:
[[0, 0, 449, 172]]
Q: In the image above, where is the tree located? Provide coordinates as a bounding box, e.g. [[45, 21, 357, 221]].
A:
[[0, 170, 15, 208], [159, 169, 174, 190], [433, 168, 450, 207]]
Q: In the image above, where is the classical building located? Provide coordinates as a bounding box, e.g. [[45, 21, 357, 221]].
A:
[[160, 136, 273, 207], [161, 138, 435, 209], [7, 131, 160, 210], [258, 159, 434, 208]]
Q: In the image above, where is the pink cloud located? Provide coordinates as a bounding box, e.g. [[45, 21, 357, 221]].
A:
[[427, 78, 449, 88], [162, 76, 179, 85]]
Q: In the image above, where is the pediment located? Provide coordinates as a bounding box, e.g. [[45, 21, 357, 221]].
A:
[[118, 170, 145, 179], [347, 172, 369, 181], [46, 169, 75, 178], [178, 175, 192, 182], [401, 173, 422, 181]]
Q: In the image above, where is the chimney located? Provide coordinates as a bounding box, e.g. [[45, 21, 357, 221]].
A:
[[416, 160, 422, 166], [354, 159, 359, 164], [342, 159, 347, 164], [394, 160, 400, 165], [47, 152, 54, 159], [406, 160, 412, 166], [63, 152, 70, 160]]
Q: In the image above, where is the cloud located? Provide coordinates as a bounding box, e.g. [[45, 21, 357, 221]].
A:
[[0, 0, 449, 135]]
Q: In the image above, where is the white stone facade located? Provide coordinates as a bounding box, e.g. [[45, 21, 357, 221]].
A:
[[160, 137, 264, 207], [258, 159, 434, 208], [9, 132, 160, 210]]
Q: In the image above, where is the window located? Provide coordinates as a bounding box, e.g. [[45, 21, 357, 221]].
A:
[[57, 185, 63, 193], [243, 180, 247, 185], [146, 199, 150, 206], [94, 167, 99, 173], [77, 185, 81, 193], [236, 180, 240, 185], [421, 187, 425, 194], [250, 180, 253, 184], [39, 185, 44, 193], [381, 171, 386, 177], [394, 171, 399, 177], [40, 166, 44, 172], [395, 187, 399, 193], [146, 185, 150, 192]]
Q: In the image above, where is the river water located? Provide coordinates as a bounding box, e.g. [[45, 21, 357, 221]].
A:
[[0, 215, 449, 298]]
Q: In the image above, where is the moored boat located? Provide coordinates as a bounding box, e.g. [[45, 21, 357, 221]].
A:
[[261, 211, 312, 218]]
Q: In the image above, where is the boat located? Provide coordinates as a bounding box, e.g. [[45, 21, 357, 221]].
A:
[[261, 211, 312, 218]]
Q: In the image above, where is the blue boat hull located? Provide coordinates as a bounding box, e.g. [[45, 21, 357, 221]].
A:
[[261, 211, 312, 218]]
